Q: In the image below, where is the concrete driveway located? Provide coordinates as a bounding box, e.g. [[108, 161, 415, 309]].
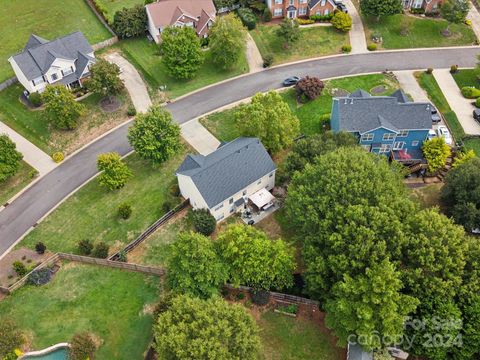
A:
[[394, 70, 430, 102], [181, 119, 220, 155], [344, 0, 367, 54], [467, 2, 480, 41], [433, 69, 480, 135], [246, 33, 263, 73]]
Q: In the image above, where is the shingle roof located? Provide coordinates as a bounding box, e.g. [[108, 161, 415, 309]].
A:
[[11, 31, 93, 81], [176, 137, 276, 208], [391, 89, 410, 103], [333, 89, 432, 134]]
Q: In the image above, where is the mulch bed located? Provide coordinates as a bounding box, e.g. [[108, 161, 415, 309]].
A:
[[330, 88, 349, 97], [99, 96, 122, 112], [371, 85, 387, 94], [0, 248, 49, 288]]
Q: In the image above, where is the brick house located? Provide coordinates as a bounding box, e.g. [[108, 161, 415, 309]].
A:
[[402, 0, 443, 13], [265, 0, 338, 19]]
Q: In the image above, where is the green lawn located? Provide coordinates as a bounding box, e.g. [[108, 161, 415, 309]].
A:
[[201, 73, 399, 140], [250, 25, 349, 65], [117, 38, 249, 99], [410, 183, 444, 209], [0, 161, 36, 205], [0, 85, 132, 155], [362, 14, 476, 49], [19, 150, 187, 254], [93, 0, 144, 22], [258, 311, 342, 360], [0, 0, 111, 83], [0, 263, 159, 359], [452, 68, 480, 90]]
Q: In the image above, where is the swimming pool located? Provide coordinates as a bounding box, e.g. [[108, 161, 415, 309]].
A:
[[20, 344, 69, 360]]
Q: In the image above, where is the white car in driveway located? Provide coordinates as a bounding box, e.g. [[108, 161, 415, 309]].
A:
[[437, 125, 453, 145], [428, 129, 437, 140]]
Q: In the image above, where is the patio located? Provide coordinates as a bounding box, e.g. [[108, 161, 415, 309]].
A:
[[241, 199, 282, 225]]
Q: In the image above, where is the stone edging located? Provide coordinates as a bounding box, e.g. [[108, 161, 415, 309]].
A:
[[18, 343, 70, 359]]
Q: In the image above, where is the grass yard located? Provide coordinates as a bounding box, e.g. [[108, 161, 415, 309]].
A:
[[250, 25, 349, 65], [452, 68, 480, 90], [0, 263, 160, 359], [117, 38, 248, 99], [0, 0, 111, 83], [362, 14, 476, 49], [200, 73, 399, 140], [0, 84, 133, 155], [258, 311, 342, 360], [410, 183, 444, 209], [93, 0, 144, 22], [19, 150, 187, 254], [0, 161, 36, 205]]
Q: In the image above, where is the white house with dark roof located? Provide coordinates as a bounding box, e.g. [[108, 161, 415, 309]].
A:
[[8, 31, 96, 94], [176, 137, 276, 222]]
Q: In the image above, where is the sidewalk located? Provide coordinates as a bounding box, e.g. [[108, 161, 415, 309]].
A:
[[0, 122, 56, 176], [181, 119, 221, 155], [344, 0, 368, 54], [246, 33, 263, 73], [467, 2, 480, 41], [433, 68, 480, 135], [394, 70, 430, 102]]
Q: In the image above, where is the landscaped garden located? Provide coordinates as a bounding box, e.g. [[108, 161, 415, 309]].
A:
[[362, 14, 476, 49], [0, 263, 160, 359], [0, 161, 36, 205], [0, 0, 111, 83], [250, 25, 349, 65]]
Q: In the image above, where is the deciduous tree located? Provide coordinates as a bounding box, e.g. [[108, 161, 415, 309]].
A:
[[69, 332, 96, 360], [113, 5, 147, 38], [331, 11, 352, 32], [0, 134, 22, 182], [295, 76, 325, 102], [97, 152, 132, 190], [276, 18, 300, 47], [87, 59, 124, 102], [422, 137, 451, 173], [360, 0, 402, 20], [42, 85, 85, 130], [0, 319, 23, 358], [441, 0, 470, 24]]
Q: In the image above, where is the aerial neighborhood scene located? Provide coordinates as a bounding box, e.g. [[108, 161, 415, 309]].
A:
[[2, 0, 480, 359]]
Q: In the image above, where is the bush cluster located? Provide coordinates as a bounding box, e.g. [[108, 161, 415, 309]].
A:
[[28, 92, 43, 107], [263, 54, 274, 68], [191, 209, 216, 236], [367, 43, 377, 51], [342, 44, 352, 53], [237, 8, 257, 30], [461, 86, 480, 99], [27, 268, 53, 286], [309, 14, 333, 22], [117, 203, 132, 219], [35, 242, 46, 254], [77, 240, 110, 259], [51, 152, 64, 163], [127, 106, 137, 117], [12, 261, 27, 277], [297, 18, 315, 25]]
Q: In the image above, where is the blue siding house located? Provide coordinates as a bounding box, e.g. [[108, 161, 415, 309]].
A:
[[331, 89, 433, 163]]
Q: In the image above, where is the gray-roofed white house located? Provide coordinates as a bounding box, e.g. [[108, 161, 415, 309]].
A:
[[8, 32, 96, 94], [176, 137, 277, 222]]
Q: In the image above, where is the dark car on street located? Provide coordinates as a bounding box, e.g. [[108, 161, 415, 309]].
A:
[[337, 3, 348, 13], [431, 105, 441, 124], [282, 76, 300, 87], [473, 108, 480, 122]]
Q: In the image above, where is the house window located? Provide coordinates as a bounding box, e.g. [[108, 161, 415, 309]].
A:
[[229, 198, 234, 204], [214, 204, 224, 211], [63, 67, 73, 76], [382, 133, 396, 141], [393, 142, 405, 150], [360, 133, 374, 141], [216, 214, 224, 221], [243, 190, 247, 196], [397, 130, 409, 137], [316, 10, 321, 15], [269, 172, 274, 178], [299, 7, 307, 15], [289, 0, 294, 5], [300, 0, 308, 3], [230, 207, 235, 214], [324, 9, 329, 15], [51, 73, 58, 81], [275, 0, 283, 4], [274, 8, 283, 16], [321, 0, 326, 5], [412, 140, 419, 146], [379, 144, 392, 153], [412, 0, 423, 8], [362, 144, 371, 151], [257, 179, 262, 185]]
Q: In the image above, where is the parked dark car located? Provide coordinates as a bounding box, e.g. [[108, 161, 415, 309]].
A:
[[282, 76, 300, 87], [431, 106, 441, 124], [473, 108, 480, 122], [337, 3, 348, 13]]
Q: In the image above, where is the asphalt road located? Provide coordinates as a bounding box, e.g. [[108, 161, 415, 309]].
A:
[[1, 48, 479, 256]]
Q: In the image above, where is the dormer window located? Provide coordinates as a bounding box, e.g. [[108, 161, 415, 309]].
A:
[[51, 73, 58, 81]]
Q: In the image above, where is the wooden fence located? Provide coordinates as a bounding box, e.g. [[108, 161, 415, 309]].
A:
[[0, 76, 18, 91], [109, 200, 190, 260], [225, 284, 320, 306], [84, 0, 116, 35], [92, 37, 119, 51]]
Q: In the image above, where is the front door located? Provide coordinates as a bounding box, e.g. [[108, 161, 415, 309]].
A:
[[288, 10, 296, 18]]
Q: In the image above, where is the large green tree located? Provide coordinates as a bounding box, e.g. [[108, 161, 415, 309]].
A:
[[87, 59, 124, 102], [113, 4, 147, 39], [154, 295, 260, 360], [161, 26, 204, 79], [235, 91, 300, 153], [0, 134, 23, 182], [166, 232, 228, 299], [96, 152, 132, 190], [42, 84, 85, 130], [360, 0, 402, 20], [216, 224, 295, 291], [441, 0, 470, 24], [422, 137, 451, 174], [276, 18, 300, 47], [127, 105, 181, 163], [209, 13, 246, 70], [0, 319, 23, 358]]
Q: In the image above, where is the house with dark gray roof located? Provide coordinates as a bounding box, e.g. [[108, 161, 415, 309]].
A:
[[176, 137, 276, 222], [8, 32, 96, 94], [330, 89, 433, 163]]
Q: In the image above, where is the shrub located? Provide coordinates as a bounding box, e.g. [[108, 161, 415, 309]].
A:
[[27, 268, 52, 286], [169, 183, 180, 197], [0, 134, 23, 182], [310, 14, 333, 22], [35, 242, 46, 254], [263, 53, 274, 68], [69, 333, 96, 360], [297, 18, 315, 25], [426, 68, 433, 74], [112, 5, 147, 39], [331, 11, 352, 32], [51, 152, 64, 163], [235, 292, 245, 301], [28, 92, 43, 107], [410, 7, 425, 14], [237, 8, 257, 30], [250, 289, 270, 306], [78, 239, 94, 255], [12, 261, 27, 277], [29, 169, 39, 179], [162, 199, 174, 213], [117, 250, 127, 262], [263, 7, 272, 22], [117, 203, 132, 219], [295, 76, 325, 102], [367, 43, 377, 51], [342, 44, 352, 53], [92, 242, 109, 259], [127, 106, 137, 116], [461, 86, 480, 99], [450, 64, 459, 73], [191, 209, 216, 236], [422, 137, 451, 173]]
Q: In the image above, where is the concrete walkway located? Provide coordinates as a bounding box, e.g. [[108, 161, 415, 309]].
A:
[[0, 122, 55, 176], [105, 52, 152, 113], [394, 70, 430, 102], [180, 119, 221, 155], [345, 0, 368, 54], [467, 2, 480, 41], [433, 68, 480, 135], [246, 33, 263, 73]]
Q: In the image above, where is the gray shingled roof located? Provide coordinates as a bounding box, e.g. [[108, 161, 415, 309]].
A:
[[11, 31, 93, 81], [176, 137, 276, 208], [334, 89, 432, 134], [391, 89, 410, 103]]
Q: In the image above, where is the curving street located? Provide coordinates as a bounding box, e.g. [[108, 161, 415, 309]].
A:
[[1, 47, 479, 256]]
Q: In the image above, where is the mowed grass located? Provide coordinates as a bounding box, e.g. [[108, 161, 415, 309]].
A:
[[362, 14, 476, 49], [452, 68, 480, 90], [258, 311, 342, 360], [0, 0, 111, 82], [200, 73, 399, 140], [250, 25, 349, 65], [0, 161, 36, 205], [0, 263, 160, 359], [94, 0, 144, 22], [20, 150, 187, 254], [117, 38, 249, 99], [410, 183, 444, 209]]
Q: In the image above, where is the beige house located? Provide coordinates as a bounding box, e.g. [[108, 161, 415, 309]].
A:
[[176, 138, 276, 222]]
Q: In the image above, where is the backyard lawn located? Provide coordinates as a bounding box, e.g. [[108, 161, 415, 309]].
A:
[[117, 38, 248, 99], [452, 68, 480, 90], [93, 0, 144, 22], [250, 25, 349, 65], [362, 14, 476, 49], [0, 161, 36, 205], [0, 85, 133, 155], [0, 0, 111, 83], [200, 73, 399, 140], [0, 263, 160, 359], [19, 150, 187, 254]]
